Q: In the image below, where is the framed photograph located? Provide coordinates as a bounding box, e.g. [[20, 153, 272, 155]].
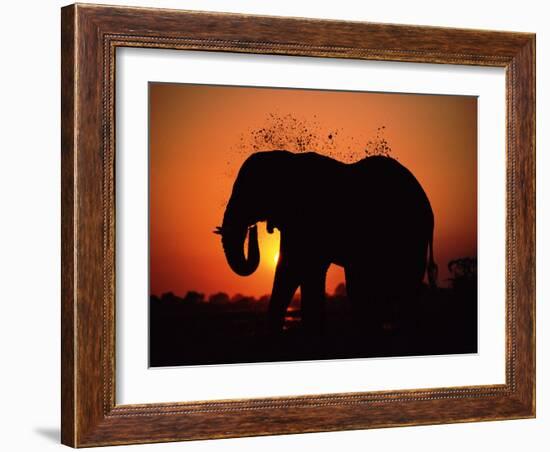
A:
[[61, 3, 535, 447]]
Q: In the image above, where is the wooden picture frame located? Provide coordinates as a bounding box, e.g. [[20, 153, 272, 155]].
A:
[[61, 3, 535, 447]]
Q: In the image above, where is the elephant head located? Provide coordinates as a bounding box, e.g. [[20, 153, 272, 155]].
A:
[[215, 151, 291, 276]]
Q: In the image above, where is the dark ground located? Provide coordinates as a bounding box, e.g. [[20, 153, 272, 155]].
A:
[[149, 280, 477, 367]]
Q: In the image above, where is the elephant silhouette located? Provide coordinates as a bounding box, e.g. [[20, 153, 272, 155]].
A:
[[216, 150, 437, 335]]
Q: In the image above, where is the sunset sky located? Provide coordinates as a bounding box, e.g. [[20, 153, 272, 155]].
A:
[[149, 83, 477, 298]]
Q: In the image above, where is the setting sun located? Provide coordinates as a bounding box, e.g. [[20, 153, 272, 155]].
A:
[[257, 226, 281, 270]]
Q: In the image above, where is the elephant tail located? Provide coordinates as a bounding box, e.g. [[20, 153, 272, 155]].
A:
[[427, 231, 438, 289]]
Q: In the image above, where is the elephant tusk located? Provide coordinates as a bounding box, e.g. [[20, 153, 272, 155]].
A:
[[213, 226, 223, 235]]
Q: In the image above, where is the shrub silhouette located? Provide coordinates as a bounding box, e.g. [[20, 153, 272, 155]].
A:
[[161, 292, 183, 304], [183, 291, 205, 304], [448, 257, 477, 293], [209, 292, 230, 305]]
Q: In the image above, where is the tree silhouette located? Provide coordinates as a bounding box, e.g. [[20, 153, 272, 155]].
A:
[[183, 291, 205, 304], [448, 257, 477, 292], [209, 292, 230, 305], [161, 292, 182, 304]]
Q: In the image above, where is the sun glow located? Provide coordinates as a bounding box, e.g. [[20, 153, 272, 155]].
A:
[[257, 225, 281, 270]]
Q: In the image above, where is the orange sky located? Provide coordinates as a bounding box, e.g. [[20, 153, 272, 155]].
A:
[[149, 83, 477, 298]]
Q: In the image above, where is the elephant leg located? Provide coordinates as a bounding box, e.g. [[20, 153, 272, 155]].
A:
[[267, 257, 300, 335], [300, 264, 329, 336], [345, 265, 384, 336]]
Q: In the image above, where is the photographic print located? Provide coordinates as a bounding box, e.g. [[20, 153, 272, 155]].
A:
[[148, 83, 478, 367]]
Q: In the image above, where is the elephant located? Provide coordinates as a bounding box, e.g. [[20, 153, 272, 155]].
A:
[[215, 150, 437, 336]]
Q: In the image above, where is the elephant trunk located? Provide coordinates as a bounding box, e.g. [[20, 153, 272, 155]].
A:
[[221, 223, 260, 277]]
